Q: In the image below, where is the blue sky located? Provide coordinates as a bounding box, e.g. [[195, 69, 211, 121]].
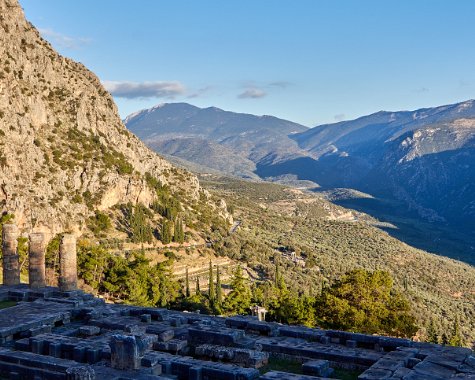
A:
[[20, 0, 475, 126]]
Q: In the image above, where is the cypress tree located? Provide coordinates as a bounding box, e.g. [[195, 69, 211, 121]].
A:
[[223, 266, 251, 315], [185, 267, 190, 297], [426, 318, 439, 344], [449, 317, 463, 347], [195, 276, 200, 295], [208, 260, 215, 306], [161, 220, 171, 244], [216, 265, 222, 306]]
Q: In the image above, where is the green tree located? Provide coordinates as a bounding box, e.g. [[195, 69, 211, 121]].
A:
[[224, 266, 251, 315], [426, 318, 439, 344], [17, 236, 29, 278], [449, 317, 463, 347], [161, 220, 172, 244], [208, 260, 215, 307], [195, 276, 201, 295], [216, 265, 222, 306], [87, 211, 112, 236], [128, 203, 153, 244], [173, 218, 184, 243], [45, 233, 62, 284], [77, 240, 108, 293], [316, 269, 417, 338], [185, 267, 190, 297]]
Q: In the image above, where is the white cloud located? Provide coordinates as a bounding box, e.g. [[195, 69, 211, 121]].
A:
[[103, 81, 186, 99], [238, 88, 267, 99], [38, 28, 90, 49], [334, 113, 346, 121]]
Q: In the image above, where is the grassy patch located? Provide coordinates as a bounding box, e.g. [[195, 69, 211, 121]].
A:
[[332, 368, 362, 380], [0, 301, 16, 310], [259, 358, 302, 374]]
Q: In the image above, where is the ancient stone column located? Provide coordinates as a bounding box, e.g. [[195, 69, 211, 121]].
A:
[[29, 232, 46, 288], [59, 234, 77, 291], [2, 224, 20, 285]]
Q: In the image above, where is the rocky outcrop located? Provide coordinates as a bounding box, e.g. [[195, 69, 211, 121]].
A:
[[0, 0, 199, 236]]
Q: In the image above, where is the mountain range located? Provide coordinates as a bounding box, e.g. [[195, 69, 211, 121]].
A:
[[125, 101, 475, 265]]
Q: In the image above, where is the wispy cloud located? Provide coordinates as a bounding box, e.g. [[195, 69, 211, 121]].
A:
[[238, 88, 267, 99], [188, 86, 212, 99], [38, 28, 90, 49], [414, 87, 429, 93], [334, 113, 346, 121], [103, 81, 186, 99], [268, 81, 293, 89]]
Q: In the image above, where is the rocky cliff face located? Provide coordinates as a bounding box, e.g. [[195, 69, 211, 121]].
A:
[[375, 119, 475, 224], [0, 0, 199, 235]]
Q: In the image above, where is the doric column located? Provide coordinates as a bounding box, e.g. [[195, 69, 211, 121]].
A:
[[29, 232, 46, 288], [2, 224, 20, 285], [59, 234, 77, 291]]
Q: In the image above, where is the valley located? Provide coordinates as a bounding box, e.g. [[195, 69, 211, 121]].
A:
[[125, 102, 475, 266]]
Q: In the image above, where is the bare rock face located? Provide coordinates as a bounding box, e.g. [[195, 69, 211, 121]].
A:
[[0, 0, 199, 236]]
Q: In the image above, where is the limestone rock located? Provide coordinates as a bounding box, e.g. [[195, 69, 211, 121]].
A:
[[0, 0, 200, 237]]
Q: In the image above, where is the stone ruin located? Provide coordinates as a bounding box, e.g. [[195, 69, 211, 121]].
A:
[[0, 224, 473, 379]]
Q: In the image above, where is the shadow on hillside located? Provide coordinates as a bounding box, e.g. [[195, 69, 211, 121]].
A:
[[331, 195, 475, 267]]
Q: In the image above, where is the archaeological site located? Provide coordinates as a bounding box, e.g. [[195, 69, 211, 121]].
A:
[[0, 225, 473, 379]]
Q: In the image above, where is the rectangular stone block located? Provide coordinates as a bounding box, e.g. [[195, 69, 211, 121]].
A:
[[79, 326, 100, 336], [302, 360, 329, 376], [110, 334, 141, 370], [189, 366, 202, 380]]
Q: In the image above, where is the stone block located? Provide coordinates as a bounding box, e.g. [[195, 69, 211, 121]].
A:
[[141, 314, 152, 323], [79, 326, 101, 336], [65, 366, 95, 380], [14, 338, 30, 352], [372, 358, 404, 371], [358, 368, 393, 379], [392, 366, 412, 378], [73, 346, 86, 362], [302, 360, 330, 376], [189, 366, 202, 380], [110, 335, 141, 370], [30, 339, 44, 354], [49, 342, 62, 358], [29, 325, 52, 337], [346, 339, 357, 348], [86, 347, 102, 364], [413, 359, 456, 379]]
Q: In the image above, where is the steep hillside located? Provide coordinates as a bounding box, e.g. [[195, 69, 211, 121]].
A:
[[200, 175, 475, 346], [125, 103, 309, 178], [0, 0, 203, 236]]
